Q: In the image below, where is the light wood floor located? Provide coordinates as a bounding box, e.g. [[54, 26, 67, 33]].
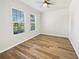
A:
[[0, 34, 78, 59]]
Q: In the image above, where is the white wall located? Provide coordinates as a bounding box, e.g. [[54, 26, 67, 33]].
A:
[[41, 8, 69, 37], [0, 0, 41, 53], [69, 0, 79, 58]]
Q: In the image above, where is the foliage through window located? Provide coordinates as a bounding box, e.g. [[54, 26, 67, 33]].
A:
[[12, 9, 25, 34], [30, 14, 35, 31]]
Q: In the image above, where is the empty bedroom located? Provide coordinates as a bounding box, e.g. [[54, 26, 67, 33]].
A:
[[0, 0, 79, 59]]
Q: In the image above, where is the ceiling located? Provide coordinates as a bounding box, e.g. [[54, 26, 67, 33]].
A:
[[20, 0, 71, 12]]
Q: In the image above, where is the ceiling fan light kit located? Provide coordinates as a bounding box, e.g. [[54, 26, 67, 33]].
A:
[[43, 3, 48, 7], [37, 0, 55, 8], [42, 0, 55, 8]]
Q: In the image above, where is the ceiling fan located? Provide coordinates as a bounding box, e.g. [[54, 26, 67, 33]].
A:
[[39, 0, 55, 7]]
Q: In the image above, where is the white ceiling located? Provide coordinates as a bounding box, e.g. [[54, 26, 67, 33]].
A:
[[20, 0, 71, 12]]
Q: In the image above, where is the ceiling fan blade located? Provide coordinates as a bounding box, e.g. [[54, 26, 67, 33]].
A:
[[47, 3, 52, 4], [46, 0, 50, 1], [49, 2, 56, 5]]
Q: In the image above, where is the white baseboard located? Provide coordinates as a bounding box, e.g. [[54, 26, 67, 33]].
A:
[[69, 38, 79, 58], [0, 34, 40, 53], [41, 33, 69, 38]]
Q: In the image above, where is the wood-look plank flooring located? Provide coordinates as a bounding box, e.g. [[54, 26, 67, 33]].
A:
[[0, 34, 78, 59]]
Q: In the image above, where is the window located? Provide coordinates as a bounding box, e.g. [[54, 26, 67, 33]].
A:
[[12, 9, 25, 34], [30, 14, 35, 31]]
